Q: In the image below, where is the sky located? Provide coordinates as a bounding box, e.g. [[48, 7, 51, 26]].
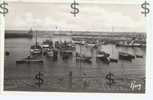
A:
[[4, 0, 146, 32]]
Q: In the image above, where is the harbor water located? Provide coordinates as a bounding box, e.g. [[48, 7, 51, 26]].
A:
[[4, 36, 146, 93]]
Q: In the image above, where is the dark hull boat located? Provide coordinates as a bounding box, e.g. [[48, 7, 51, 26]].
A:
[[61, 51, 73, 60], [119, 52, 135, 61], [96, 51, 110, 64], [136, 54, 143, 58], [60, 49, 73, 55], [76, 56, 92, 63], [110, 58, 118, 63], [16, 59, 43, 64], [16, 56, 43, 64], [97, 56, 110, 64]]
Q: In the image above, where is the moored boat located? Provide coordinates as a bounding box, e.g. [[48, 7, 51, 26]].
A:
[[119, 51, 135, 61], [30, 45, 42, 55], [30, 30, 42, 55], [76, 55, 92, 63], [16, 59, 43, 64], [110, 58, 118, 63], [136, 54, 143, 58], [96, 51, 110, 64]]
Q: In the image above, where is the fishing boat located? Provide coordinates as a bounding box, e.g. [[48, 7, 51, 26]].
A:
[[98, 56, 110, 64], [73, 40, 85, 45], [136, 54, 143, 58], [116, 40, 143, 47], [30, 45, 42, 55], [75, 52, 91, 62], [96, 51, 110, 58], [76, 56, 92, 63], [110, 58, 118, 63], [116, 43, 142, 47], [85, 43, 96, 47], [41, 42, 50, 48], [30, 30, 42, 55], [41, 40, 53, 48], [119, 51, 135, 61], [61, 49, 73, 55], [16, 59, 43, 64], [60, 45, 75, 55], [96, 51, 110, 64]]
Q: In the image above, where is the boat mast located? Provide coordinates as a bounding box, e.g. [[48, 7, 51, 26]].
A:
[[79, 44, 82, 84], [111, 26, 114, 55], [36, 30, 37, 46]]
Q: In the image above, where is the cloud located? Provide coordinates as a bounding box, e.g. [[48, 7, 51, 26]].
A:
[[6, 2, 145, 32]]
